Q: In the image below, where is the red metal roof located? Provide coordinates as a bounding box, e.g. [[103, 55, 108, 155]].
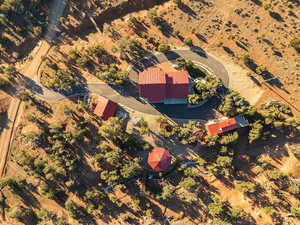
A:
[[93, 96, 118, 120], [166, 71, 189, 84], [166, 71, 189, 99], [206, 118, 238, 135], [139, 67, 166, 84], [139, 67, 189, 102], [147, 147, 172, 171]]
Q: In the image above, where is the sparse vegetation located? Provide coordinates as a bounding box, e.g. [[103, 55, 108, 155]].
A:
[[2, 1, 300, 225]]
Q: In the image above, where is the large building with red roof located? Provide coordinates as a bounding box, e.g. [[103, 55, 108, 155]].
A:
[[206, 115, 249, 135], [139, 67, 189, 104], [93, 96, 118, 120]]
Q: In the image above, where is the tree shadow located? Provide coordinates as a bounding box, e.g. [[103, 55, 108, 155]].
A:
[[155, 17, 174, 37], [14, 183, 41, 209], [196, 33, 208, 43], [178, 2, 197, 18], [250, 0, 262, 5], [269, 11, 284, 22], [70, 0, 170, 38], [247, 183, 270, 208], [223, 46, 235, 56], [235, 41, 248, 51]]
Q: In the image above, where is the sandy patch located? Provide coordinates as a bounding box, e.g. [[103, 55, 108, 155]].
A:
[[210, 52, 265, 105]]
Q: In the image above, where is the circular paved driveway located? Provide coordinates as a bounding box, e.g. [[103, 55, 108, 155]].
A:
[[127, 49, 229, 120], [128, 49, 229, 87]]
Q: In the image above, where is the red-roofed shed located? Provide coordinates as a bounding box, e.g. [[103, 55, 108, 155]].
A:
[[93, 96, 118, 120], [147, 147, 172, 171], [206, 118, 238, 135]]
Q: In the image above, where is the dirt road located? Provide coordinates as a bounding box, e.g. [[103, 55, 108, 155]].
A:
[[0, 0, 67, 176]]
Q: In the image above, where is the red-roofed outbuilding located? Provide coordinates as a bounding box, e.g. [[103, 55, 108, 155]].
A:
[[147, 147, 172, 171], [205, 115, 249, 135], [139, 67, 189, 104], [93, 96, 118, 120]]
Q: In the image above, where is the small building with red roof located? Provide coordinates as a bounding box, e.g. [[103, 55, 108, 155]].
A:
[[206, 115, 249, 135], [93, 96, 118, 120], [139, 67, 189, 104], [147, 147, 172, 172]]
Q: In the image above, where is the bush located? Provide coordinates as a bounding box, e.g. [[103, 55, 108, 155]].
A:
[[264, 3, 272, 10], [256, 65, 267, 75], [248, 121, 264, 144], [9, 205, 33, 222], [291, 207, 300, 218], [219, 132, 239, 145], [173, 0, 182, 5], [211, 218, 232, 225], [0, 77, 9, 87], [157, 44, 170, 52], [208, 198, 225, 217], [183, 37, 193, 46], [179, 177, 197, 192], [216, 156, 232, 168], [290, 38, 300, 50], [230, 207, 244, 219], [266, 169, 283, 181], [97, 64, 128, 85], [287, 185, 300, 195], [242, 53, 253, 66], [204, 135, 218, 147], [264, 206, 276, 217], [188, 94, 201, 105], [235, 180, 256, 193]]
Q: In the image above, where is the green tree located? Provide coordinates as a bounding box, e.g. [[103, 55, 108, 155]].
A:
[[184, 37, 193, 46], [291, 207, 300, 218], [218, 92, 253, 117], [266, 169, 283, 181], [120, 158, 141, 178], [157, 44, 170, 52], [64, 199, 78, 218], [242, 53, 253, 66], [288, 184, 300, 195], [173, 0, 182, 5], [208, 198, 226, 217], [179, 177, 197, 192], [188, 94, 201, 105], [230, 207, 244, 219], [256, 65, 267, 75], [264, 206, 276, 217], [99, 117, 126, 142], [235, 180, 256, 194], [4, 64, 17, 78], [248, 121, 264, 144], [9, 205, 33, 222], [290, 38, 300, 50], [216, 156, 232, 168], [219, 132, 239, 145]]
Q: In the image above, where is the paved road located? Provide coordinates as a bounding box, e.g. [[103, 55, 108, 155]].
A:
[[28, 49, 229, 120]]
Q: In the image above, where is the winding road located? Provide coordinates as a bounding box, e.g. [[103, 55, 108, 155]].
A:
[[29, 48, 229, 119]]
